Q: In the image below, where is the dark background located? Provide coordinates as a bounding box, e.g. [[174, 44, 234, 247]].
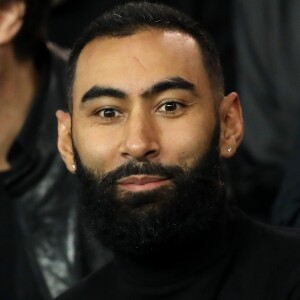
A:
[[48, 0, 235, 93]]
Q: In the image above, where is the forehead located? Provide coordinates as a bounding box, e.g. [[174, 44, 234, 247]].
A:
[[73, 29, 210, 101]]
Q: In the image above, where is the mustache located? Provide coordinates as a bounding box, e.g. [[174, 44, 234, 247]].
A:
[[99, 160, 185, 185], [93, 159, 222, 190]]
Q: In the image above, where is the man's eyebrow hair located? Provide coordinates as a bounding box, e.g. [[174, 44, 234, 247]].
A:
[[142, 77, 196, 97], [81, 77, 195, 103], [81, 86, 127, 103]]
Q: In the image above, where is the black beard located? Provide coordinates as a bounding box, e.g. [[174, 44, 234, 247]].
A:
[[74, 125, 225, 256]]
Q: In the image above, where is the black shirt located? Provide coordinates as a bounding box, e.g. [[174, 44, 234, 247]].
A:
[[57, 208, 300, 300]]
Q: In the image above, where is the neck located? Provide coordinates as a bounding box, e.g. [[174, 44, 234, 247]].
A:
[[0, 46, 37, 171]]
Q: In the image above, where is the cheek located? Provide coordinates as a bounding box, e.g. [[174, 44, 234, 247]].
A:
[[160, 120, 214, 168], [72, 126, 120, 172]]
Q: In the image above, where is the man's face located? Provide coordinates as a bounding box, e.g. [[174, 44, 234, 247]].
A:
[[58, 29, 242, 254], [72, 29, 218, 177]]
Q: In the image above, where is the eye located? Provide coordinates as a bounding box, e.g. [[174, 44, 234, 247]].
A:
[[97, 108, 122, 119], [157, 101, 185, 113]]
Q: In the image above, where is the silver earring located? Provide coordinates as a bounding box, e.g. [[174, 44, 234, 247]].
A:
[[72, 163, 76, 170], [227, 147, 232, 153]]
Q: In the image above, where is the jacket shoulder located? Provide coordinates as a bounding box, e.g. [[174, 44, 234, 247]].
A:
[[227, 209, 300, 298], [56, 261, 115, 300]]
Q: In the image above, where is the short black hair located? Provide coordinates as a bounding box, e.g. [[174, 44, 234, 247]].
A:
[[0, 0, 51, 60], [67, 1, 224, 111]]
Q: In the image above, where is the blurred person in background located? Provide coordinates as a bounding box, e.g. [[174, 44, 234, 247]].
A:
[[272, 117, 300, 227], [230, 0, 300, 222], [0, 0, 111, 299]]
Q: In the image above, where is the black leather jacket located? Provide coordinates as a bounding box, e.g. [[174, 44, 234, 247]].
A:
[[0, 43, 111, 299]]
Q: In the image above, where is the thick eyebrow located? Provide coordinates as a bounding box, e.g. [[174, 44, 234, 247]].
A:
[[81, 76, 196, 104], [142, 77, 196, 98], [81, 86, 127, 103]]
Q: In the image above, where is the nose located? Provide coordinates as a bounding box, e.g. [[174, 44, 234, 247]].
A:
[[119, 110, 160, 161]]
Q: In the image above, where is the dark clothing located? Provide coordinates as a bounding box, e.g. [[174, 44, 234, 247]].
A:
[[0, 43, 111, 299], [272, 116, 300, 227], [230, 0, 300, 221], [0, 184, 15, 298], [57, 208, 300, 300]]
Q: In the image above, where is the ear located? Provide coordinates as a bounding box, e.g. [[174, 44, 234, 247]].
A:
[[0, 1, 25, 45], [219, 92, 244, 158], [56, 110, 75, 174]]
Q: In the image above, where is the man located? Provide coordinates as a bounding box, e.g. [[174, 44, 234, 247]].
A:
[[0, 0, 110, 299], [57, 2, 300, 299]]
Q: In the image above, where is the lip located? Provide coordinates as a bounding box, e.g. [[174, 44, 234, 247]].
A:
[[117, 175, 170, 192]]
